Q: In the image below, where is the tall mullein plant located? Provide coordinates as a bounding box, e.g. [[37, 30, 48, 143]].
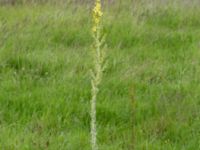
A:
[[90, 0, 106, 150]]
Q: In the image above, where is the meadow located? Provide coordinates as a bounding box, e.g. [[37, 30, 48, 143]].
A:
[[0, 0, 200, 149]]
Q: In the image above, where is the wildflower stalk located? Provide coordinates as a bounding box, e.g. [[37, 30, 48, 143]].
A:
[[90, 0, 105, 150]]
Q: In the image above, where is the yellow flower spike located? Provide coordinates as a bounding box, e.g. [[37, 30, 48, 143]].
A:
[[92, 0, 103, 35]]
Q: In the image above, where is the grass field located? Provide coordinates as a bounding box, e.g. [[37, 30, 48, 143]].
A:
[[0, 1, 200, 149]]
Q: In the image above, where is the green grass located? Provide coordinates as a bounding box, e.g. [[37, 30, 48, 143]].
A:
[[0, 1, 200, 149]]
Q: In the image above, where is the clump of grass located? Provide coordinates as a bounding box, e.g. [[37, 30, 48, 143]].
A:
[[90, 0, 106, 149]]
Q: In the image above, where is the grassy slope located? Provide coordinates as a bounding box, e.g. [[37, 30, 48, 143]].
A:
[[0, 2, 200, 150]]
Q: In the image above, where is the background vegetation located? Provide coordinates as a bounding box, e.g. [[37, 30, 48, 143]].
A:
[[0, 0, 200, 149]]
